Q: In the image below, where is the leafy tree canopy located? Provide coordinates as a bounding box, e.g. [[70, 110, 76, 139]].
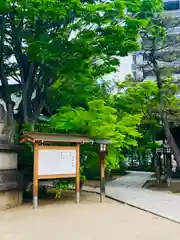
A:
[[50, 99, 142, 169], [0, 0, 148, 125]]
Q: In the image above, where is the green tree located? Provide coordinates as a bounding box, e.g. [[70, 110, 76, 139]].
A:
[[135, 11, 180, 168], [114, 77, 158, 164], [0, 0, 146, 127], [50, 99, 142, 170], [114, 75, 180, 169], [46, 76, 108, 113]]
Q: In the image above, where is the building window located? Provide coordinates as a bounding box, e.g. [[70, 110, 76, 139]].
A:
[[143, 53, 149, 61], [132, 55, 136, 64], [164, 1, 180, 11]]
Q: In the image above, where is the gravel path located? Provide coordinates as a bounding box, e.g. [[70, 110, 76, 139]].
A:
[[0, 192, 179, 240]]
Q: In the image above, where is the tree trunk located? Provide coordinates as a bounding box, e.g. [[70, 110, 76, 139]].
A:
[[155, 153, 161, 184], [22, 94, 29, 124], [6, 102, 14, 125], [152, 146, 156, 171], [155, 67, 180, 169]]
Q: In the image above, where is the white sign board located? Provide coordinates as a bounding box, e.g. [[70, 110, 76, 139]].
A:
[[38, 149, 76, 176]]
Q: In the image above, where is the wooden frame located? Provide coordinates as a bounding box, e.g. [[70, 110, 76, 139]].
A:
[[21, 132, 111, 208], [33, 144, 80, 209], [38, 146, 77, 150], [100, 151, 105, 202], [33, 142, 39, 209], [76, 144, 80, 203], [38, 174, 76, 179]]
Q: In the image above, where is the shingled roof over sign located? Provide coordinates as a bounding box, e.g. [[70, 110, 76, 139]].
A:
[[20, 132, 112, 145]]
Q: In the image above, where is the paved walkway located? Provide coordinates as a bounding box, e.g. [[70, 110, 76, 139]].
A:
[[108, 171, 152, 188], [96, 171, 180, 223], [1, 192, 180, 239]]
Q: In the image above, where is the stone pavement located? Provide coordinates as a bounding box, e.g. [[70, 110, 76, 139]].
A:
[[96, 171, 180, 223], [1, 192, 180, 240]]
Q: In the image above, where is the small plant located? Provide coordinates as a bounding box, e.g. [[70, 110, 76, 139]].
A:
[[80, 174, 86, 190], [80, 175, 86, 181], [54, 179, 74, 199], [54, 173, 87, 198], [80, 165, 86, 189]]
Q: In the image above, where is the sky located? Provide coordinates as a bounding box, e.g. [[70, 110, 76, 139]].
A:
[[103, 55, 133, 82], [115, 55, 133, 80], [0, 54, 133, 110], [1, 54, 133, 86]]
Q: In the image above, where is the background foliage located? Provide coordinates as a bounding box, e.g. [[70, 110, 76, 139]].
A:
[[2, 0, 180, 184]]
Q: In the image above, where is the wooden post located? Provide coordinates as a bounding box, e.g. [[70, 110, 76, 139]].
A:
[[100, 151, 105, 202], [33, 142, 39, 209], [167, 153, 172, 186], [76, 144, 80, 203]]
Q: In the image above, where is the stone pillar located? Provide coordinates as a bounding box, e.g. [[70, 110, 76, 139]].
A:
[[0, 105, 22, 209], [0, 145, 22, 210]]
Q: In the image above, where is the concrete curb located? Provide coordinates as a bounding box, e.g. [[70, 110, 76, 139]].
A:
[[82, 188, 180, 225], [104, 194, 180, 225]]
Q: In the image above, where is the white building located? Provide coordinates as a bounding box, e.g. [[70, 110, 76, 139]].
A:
[[132, 0, 180, 81]]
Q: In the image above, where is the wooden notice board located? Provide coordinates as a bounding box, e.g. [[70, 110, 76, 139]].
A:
[[33, 145, 80, 209], [20, 132, 111, 208], [38, 146, 77, 178]]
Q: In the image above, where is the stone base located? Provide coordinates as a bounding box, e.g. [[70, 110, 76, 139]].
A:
[[169, 179, 180, 193], [0, 191, 22, 210]]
